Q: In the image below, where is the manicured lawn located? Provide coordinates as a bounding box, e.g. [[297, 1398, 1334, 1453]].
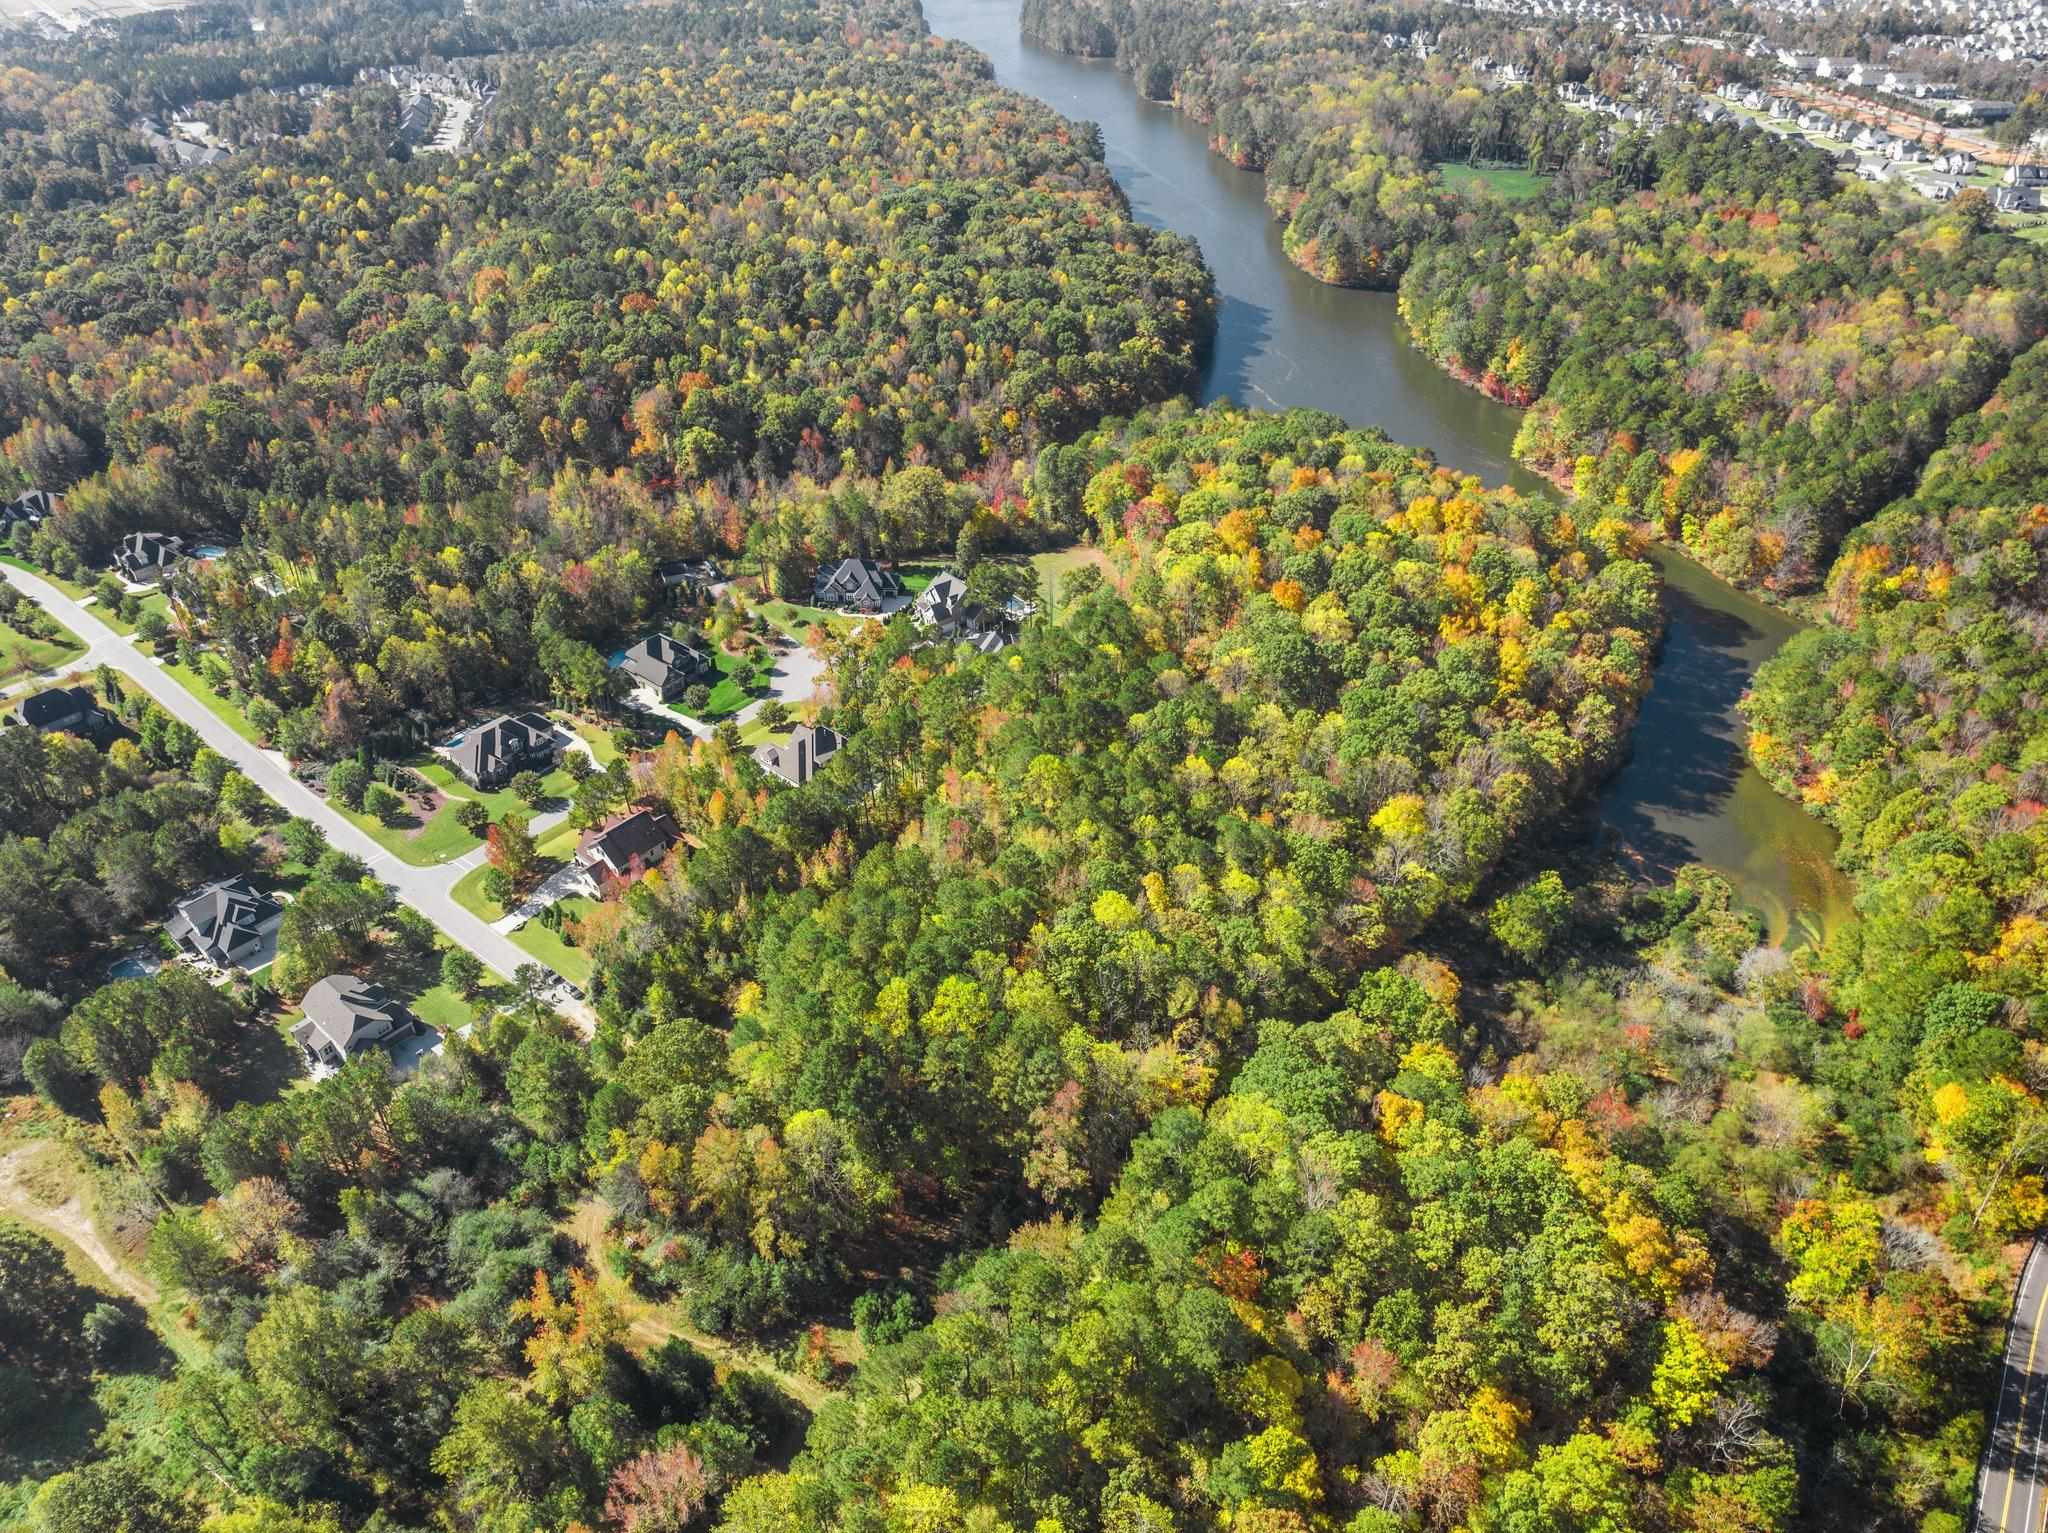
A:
[[0, 619, 85, 683], [1436, 161, 1550, 200], [757, 598, 858, 641], [894, 560, 948, 595], [92, 589, 170, 638], [450, 863, 501, 922], [338, 746, 582, 868], [340, 797, 484, 866], [703, 647, 767, 718], [162, 658, 267, 744], [507, 896, 599, 985], [0, 556, 94, 600], [450, 826, 578, 922]]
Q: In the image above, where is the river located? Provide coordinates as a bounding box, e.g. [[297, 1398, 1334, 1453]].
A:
[[923, 0, 1855, 942]]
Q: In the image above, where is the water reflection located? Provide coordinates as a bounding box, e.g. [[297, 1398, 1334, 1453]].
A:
[[924, 0, 1854, 941]]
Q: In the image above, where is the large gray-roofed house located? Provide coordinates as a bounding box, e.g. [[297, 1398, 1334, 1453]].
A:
[[814, 558, 904, 612], [577, 807, 681, 882], [114, 531, 184, 585], [167, 877, 281, 969], [443, 712, 557, 789], [291, 975, 418, 1070], [619, 634, 716, 701], [753, 723, 842, 787]]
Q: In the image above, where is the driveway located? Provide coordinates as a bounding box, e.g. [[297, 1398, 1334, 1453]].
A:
[[0, 563, 543, 986]]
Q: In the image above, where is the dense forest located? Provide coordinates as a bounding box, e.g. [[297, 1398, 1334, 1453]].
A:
[[1, 0, 2046, 1530], [1024, 0, 2048, 598]]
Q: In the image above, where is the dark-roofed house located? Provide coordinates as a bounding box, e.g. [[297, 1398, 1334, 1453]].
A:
[[114, 531, 184, 584], [291, 975, 418, 1071], [15, 685, 110, 741], [577, 807, 681, 884], [618, 634, 716, 702], [753, 723, 842, 787], [910, 569, 969, 630], [167, 877, 281, 970], [813, 558, 904, 612], [909, 568, 1028, 654], [1, 488, 52, 532], [657, 557, 724, 603], [443, 713, 557, 789]]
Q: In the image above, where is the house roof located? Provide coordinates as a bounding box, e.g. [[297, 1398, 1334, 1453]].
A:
[[911, 570, 968, 627], [167, 877, 278, 963], [620, 634, 714, 691], [18, 686, 98, 731], [753, 724, 843, 786], [115, 531, 182, 574], [447, 713, 552, 781], [579, 807, 680, 876], [657, 556, 723, 587], [814, 558, 904, 607], [294, 975, 408, 1056]]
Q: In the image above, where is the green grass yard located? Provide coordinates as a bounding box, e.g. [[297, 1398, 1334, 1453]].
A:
[[334, 746, 584, 868], [757, 598, 858, 641], [0, 556, 94, 601], [162, 658, 267, 744], [1436, 161, 1550, 201], [507, 897, 599, 985], [0, 619, 85, 685]]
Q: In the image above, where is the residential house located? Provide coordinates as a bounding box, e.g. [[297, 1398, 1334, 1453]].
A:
[[443, 712, 557, 789], [1843, 64, 1876, 87], [1766, 95, 1796, 120], [1777, 48, 1819, 72], [1882, 69, 1927, 95], [2004, 162, 2048, 186], [753, 723, 843, 787], [910, 569, 1031, 653], [114, 531, 183, 584], [1933, 149, 1979, 175], [813, 558, 905, 612], [1919, 176, 1966, 200], [1945, 99, 2017, 123], [0, 488, 52, 532], [1994, 185, 2043, 212], [1797, 109, 1831, 133], [656, 556, 723, 603], [618, 633, 716, 702], [1887, 139, 1930, 163], [1814, 55, 1847, 78], [14, 685, 111, 741], [167, 877, 281, 970], [291, 976, 418, 1071], [577, 807, 680, 884]]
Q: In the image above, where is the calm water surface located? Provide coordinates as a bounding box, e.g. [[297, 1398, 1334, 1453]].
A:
[[925, 0, 1855, 940]]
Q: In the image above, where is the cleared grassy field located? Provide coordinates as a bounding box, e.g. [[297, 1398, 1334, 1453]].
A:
[[0, 622, 85, 684], [1436, 160, 1550, 200]]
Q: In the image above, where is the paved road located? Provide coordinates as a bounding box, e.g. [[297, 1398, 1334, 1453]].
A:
[[1976, 1238, 2048, 1532], [0, 562, 540, 983]]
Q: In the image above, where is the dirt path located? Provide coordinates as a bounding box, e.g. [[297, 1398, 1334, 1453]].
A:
[[0, 1145, 157, 1305], [562, 1197, 833, 1411]]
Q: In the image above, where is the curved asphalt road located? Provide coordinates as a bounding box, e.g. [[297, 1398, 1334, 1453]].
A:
[[1977, 1237, 2048, 1533], [0, 562, 540, 984]]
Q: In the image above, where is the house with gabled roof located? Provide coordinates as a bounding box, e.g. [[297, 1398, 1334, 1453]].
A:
[[813, 558, 904, 612], [291, 976, 418, 1071], [577, 807, 680, 884], [167, 877, 281, 970], [442, 712, 557, 789], [618, 634, 716, 702], [14, 685, 111, 742], [753, 724, 842, 787], [114, 531, 183, 585]]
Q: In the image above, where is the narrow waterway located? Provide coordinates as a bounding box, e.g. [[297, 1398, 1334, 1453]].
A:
[[924, 0, 1855, 940]]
